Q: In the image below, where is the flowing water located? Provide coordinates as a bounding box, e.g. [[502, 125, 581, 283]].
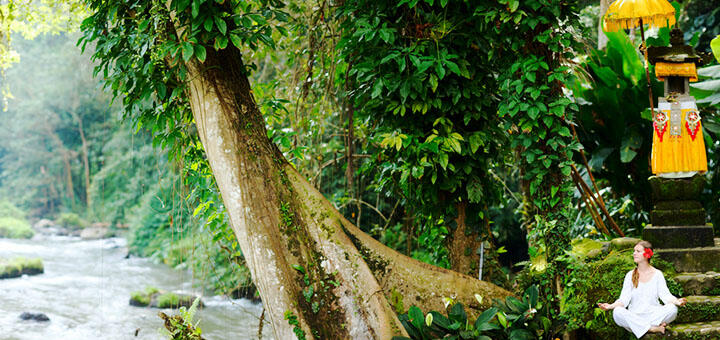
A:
[[0, 236, 273, 340]]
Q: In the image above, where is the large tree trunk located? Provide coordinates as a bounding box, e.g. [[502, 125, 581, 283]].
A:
[[184, 46, 512, 339], [447, 202, 481, 277]]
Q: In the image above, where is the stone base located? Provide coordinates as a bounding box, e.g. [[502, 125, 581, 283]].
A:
[[649, 175, 705, 201], [651, 209, 706, 226], [643, 225, 715, 249]]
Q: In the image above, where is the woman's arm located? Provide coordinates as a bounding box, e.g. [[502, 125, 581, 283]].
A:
[[658, 271, 686, 306]]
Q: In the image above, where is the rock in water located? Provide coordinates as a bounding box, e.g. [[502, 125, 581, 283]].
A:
[[19, 312, 50, 322]]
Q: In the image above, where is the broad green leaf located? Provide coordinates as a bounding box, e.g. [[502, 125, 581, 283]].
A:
[[181, 42, 194, 62], [194, 44, 206, 62], [214, 16, 227, 35], [712, 35, 720, 62]]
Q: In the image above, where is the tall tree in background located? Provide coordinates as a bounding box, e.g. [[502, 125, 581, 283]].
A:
[[82, 0, 513, 338]]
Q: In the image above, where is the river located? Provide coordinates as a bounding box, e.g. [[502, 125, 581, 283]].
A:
[[0, 236, 273, 340]]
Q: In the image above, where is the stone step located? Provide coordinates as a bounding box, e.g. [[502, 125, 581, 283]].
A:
[[644, 320, 720, 339], [676, 296, 720, 323], [650, 209, 706, 226], [644, 225, 715, 249], [656, 247, 720, 273], [675, 272, 720, 296]]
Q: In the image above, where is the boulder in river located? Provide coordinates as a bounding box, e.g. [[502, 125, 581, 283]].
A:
[[19, 312, 50, 322], [0, 257, 44, 279], [80, 226, 111, 240], [130, 286, 203, 309]]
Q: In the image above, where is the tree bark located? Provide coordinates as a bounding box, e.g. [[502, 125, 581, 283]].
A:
[[183, 44, 512, 339], [448, 202, 481, 277], [598, 0, 610, 49]]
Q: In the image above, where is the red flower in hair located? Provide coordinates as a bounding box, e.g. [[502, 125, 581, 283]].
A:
[[643, 248, 653, 259]]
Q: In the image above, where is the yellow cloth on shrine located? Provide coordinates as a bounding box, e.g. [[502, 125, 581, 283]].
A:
[[655, 62, 698, 82], [651, 104, 707, 174]]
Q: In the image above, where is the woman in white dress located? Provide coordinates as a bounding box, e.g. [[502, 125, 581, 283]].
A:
[[597, 240, 687, 338]]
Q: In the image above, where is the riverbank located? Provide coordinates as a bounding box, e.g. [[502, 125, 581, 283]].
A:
[[0, 235, 272, 340]]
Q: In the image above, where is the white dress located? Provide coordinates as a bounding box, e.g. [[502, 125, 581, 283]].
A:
[[612, 269, 678, 338]]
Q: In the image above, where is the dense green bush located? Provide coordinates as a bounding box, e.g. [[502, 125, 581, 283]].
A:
[[0, 217, 34, 239], [394, 286, 548, 340], [0, 200, 26, 219], [56, 212, 87, 229]]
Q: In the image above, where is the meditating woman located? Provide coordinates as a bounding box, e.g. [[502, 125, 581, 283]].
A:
[[597, 240, 687, 338]]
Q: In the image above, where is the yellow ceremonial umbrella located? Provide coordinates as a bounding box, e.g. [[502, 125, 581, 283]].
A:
[[603, 0, 676, 111]]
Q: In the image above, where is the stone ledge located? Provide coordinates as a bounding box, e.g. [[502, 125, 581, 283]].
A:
[[656, 247, 720, 273], [676, 296, 720, 323], [675, 272, 720, 296], [644, 320, 720, 339], [643, 225, 715, 249]]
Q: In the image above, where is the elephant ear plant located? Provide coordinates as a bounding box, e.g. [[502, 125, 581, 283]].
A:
[[393, 286, 549, 340]]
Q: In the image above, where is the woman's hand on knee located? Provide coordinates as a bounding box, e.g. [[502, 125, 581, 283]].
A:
[[673, 298, 687, 307]]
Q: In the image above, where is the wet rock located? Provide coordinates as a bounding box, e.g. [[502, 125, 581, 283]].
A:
[[19, 312, 49, 322], [80, 227, 110, 240], [32, 219, 56, 230], [130, 286, 203, 309]]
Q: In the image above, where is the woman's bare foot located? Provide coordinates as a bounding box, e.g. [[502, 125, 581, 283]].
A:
[[648, 325, 666, 334]]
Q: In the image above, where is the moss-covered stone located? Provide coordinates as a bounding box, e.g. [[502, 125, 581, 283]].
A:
[[610, 237, 642, 251], [129, 286, 202, 309], [0, 257, 43, 279], [657, 248, 720, 273], [655, 200, 703, 211], [129, 292, 150, 307], [571, 238, 605, 259], [645, 320, 720, 340], [676, 296, 720, 324], [643, 225, 715, 249], [651, 208, 706, 226], [649, 175, 705, 201], [675, 272, 720, 296]]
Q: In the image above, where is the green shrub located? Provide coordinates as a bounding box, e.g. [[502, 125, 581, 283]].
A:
[[0, 217, 34, 239], [130, 291, 151, 307], [0, 200, 26, 219], [56, 212, 87, 229]]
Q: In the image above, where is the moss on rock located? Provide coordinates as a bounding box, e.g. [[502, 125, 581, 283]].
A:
[[129, 286, 202, 309], [0, 257, 44, 279], [610, 237, 641, 251]]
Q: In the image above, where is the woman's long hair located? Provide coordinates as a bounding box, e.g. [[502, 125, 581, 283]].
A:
[[632, 240, 653, 288]]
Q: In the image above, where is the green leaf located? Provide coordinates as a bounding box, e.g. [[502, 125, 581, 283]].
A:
[[620, 129, 642, 163], [214, 16, 227, 35], [194, 44, 206, 62], [712, 35, 720, 62], [182, 42, 194, 62], [204, 17, 214, 32], [229, 34, 243, 49], [191, 0, 201, 18]]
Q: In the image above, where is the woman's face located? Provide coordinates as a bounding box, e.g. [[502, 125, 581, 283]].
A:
[[633, 244, 647, 264]]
